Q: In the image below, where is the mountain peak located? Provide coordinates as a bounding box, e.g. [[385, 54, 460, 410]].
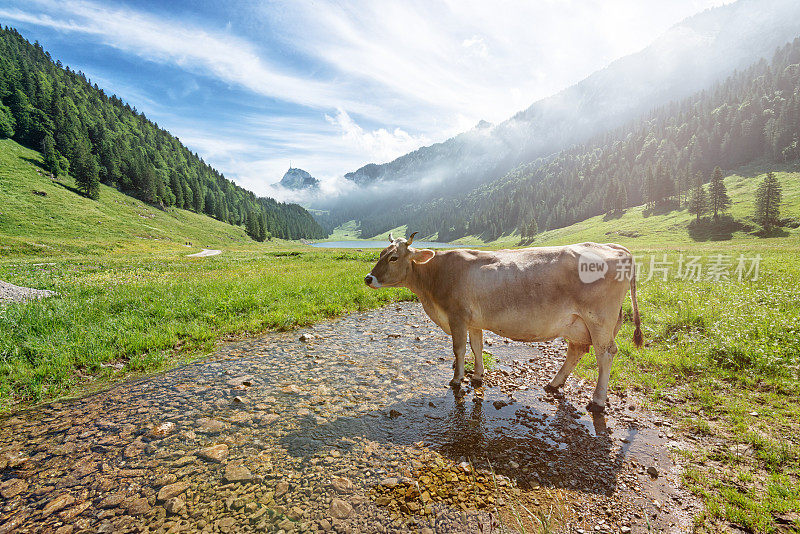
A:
[[278, 167, 319, 190]]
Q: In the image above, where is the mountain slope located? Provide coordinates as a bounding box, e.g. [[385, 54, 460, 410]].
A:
[[0, 27, 326, 240], [0, 139, 255, 255], [344, 35, 800, 241], [320, 0, 800, 234]]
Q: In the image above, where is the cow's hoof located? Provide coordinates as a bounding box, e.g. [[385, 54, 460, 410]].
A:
[[586, 401, 606, 414], [449, 378, 463, 390], [544, 384, 560, 395], [470, 376, 484, 388]]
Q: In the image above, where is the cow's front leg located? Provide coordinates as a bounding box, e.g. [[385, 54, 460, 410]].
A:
[[469, 328, 484, 387], [588, 341, 618, 413], [449, 322, 468, 389]]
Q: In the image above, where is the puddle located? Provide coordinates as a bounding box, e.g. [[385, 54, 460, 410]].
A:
[[0, 303, 695, 533]]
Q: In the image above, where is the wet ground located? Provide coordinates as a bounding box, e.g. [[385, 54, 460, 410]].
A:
[[0, 302, 698, 533]]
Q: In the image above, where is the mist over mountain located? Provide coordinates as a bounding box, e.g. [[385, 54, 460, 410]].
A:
[[317, 0, 800, 235]]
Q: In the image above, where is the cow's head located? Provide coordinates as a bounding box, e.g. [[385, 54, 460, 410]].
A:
[[364, 232, 435, 289]]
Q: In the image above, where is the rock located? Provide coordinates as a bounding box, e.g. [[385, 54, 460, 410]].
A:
[[226, 375, 254, 387], [331, 476, 353, 493], [232, 395, 248, 404], [329, 498, 353, 519], [318, 518, 333, 531], [493, 400, 508, 410], [508, 461, 520, 469], [0, 478, 27, 499], [288, 506, 304, 520], [380, 477, 399, 488], [621, 527, 632, 533], [299, 333, 313, 342], [58, 501, 91, 521], [98, 491, 127, 508], [224, 463, 254, 482], [275, 481, 290, 498], [196, 418, 228, 434], [123, 496, 150, 515], [149, 421, 176, 439], [389, 409, 402, 418], [154, 474, 178, 487], [281, 384, 303, 394], [276, 518, 295, 531], [647, 466, 659, 477], [55, 526, 74, 534], [157, 481, 190, 501], [197, 444, 229, 463], [165, 496, 185, 514], [216, 517, 236, 531], [42, 494, 76, 517]]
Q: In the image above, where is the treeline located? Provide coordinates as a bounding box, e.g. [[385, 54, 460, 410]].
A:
[[0, 27, 326, 241], [355, 37, 800, 241]]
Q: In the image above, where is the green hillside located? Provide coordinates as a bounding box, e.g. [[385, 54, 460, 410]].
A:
[[0, 28, 326, 241], [430, 166, 800, 249], [0, 138, 253, 256]]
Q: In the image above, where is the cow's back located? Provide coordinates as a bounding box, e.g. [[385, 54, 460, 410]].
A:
[[422, 243, 633, 340]]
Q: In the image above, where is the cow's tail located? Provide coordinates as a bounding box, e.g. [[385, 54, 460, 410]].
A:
[[630, 260, 643, 348]]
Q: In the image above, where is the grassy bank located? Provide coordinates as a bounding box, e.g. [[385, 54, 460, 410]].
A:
[[569, 245, 800, 533], [0, 246, 411, 410]]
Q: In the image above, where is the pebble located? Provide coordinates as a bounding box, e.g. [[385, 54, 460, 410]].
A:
[[330, 498, 354, 519], [0, 478, 27, 499], [197, 444, 229, 463], [224, 463, 254, 482], [157, 481, 190, 501], [42, 494, 76, 517]]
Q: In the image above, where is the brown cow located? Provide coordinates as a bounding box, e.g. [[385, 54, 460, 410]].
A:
[[364, 232, 642, 413]]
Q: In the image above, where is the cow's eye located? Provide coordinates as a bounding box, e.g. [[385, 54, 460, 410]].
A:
[[389, 257, 398, 262]]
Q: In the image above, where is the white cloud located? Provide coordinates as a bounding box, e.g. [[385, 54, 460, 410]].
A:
[[2, 0, 735, 200], [0, 1, 378, 116], [462, 36, 489, 59], [324, 109, 429, 164]]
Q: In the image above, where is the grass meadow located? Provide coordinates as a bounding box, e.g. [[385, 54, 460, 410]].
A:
[[2, 137, 799, 531]]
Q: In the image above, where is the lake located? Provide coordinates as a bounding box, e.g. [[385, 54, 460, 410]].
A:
[[311, 240, 460, 248]]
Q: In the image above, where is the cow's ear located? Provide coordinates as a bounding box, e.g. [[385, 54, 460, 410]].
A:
[[412, 249, 435, 264]]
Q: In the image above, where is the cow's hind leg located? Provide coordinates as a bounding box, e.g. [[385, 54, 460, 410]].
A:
[[545, 341, 589, 394], [469, 328, 484, 387], [586, 335, 617, 413], [450, 322, 468, 389]]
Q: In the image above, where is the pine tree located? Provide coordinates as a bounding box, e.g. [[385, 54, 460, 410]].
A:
[[753, 172, 782, 231], [689, 174, 707, 221], [708, 166, 731, 219], [41, 133, 60, 177], [72, 139, 99, 199]]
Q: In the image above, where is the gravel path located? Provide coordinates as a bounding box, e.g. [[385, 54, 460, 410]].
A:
[[0, 302, 697, 533], [0, 280, 55, 303], [187, 249, 222, 258]]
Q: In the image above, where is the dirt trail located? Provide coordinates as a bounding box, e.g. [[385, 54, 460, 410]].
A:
[[187, 249, 222, 257], [0, 302, 697, 533]]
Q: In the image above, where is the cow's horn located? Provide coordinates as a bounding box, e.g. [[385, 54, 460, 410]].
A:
[[407, 232, 418, 245], [389, 232, 395, 243]]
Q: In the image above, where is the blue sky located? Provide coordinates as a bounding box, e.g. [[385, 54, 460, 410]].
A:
[[0, 0, 729, 201]]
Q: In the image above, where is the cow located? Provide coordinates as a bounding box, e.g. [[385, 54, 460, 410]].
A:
[[364, 232, 642, 413]]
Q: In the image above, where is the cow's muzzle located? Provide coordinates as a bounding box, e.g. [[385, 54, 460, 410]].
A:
[[364, 274, 376, 287]]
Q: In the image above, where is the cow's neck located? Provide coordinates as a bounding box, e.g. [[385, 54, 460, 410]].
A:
[[405, 256, 438, 304]]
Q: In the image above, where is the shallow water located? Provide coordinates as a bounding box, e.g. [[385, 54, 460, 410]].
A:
[[310, 240, 459, 249], [0, 303, 683, 533]]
